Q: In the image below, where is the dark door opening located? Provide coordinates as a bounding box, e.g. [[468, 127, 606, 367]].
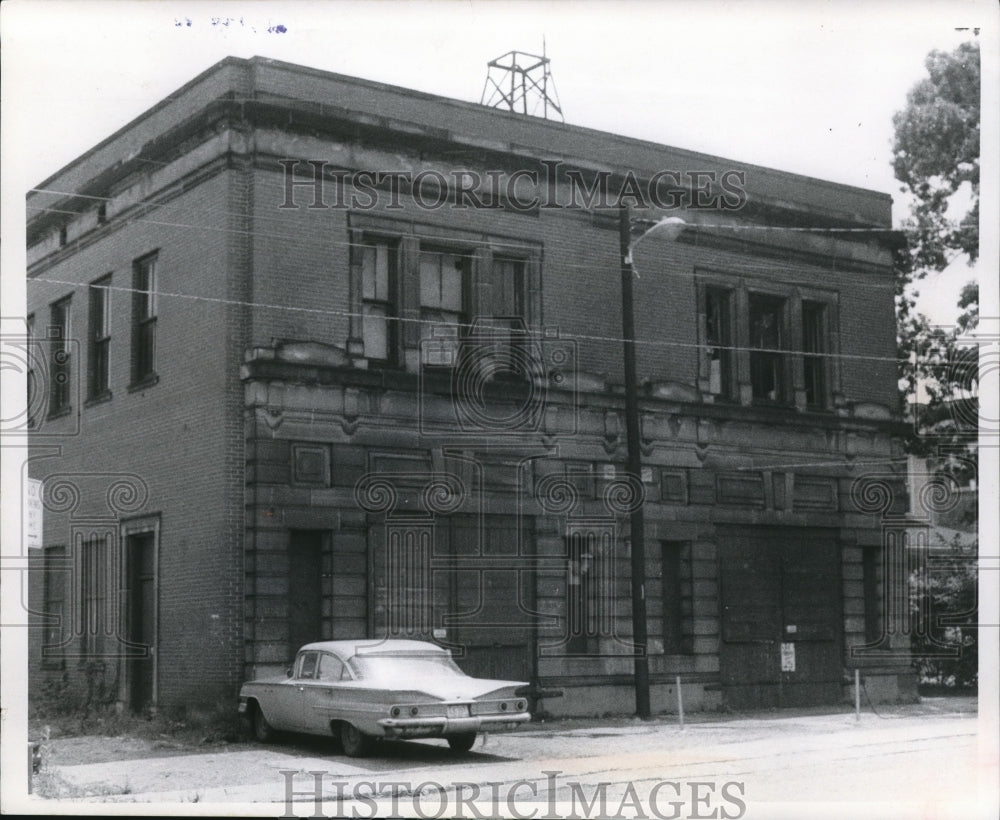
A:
[[719, 528, 842, 709], [125, 532, 156, 712], [444, 515, 536, 684], [288, 531, 324, 656]]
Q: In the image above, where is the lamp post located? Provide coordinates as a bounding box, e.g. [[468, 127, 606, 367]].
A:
[[618, 204, 687, 719]]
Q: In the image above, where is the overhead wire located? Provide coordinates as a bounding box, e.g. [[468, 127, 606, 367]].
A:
[[22, 193, 943, 474], [25, 198, 904, 295], [25, 182, 961, 369], [29, 275, 913, 365]]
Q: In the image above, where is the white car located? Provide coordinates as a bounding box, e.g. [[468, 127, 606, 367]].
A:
[[238, 639, 531, 756]]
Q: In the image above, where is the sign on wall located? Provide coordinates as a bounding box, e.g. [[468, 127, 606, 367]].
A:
[[24, 477, 42, 549], [780, 641, 796, 672]]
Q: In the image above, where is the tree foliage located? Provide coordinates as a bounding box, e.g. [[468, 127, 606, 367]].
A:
[[893, 42, 980, 428], [892, 41, 980, 272], [893, 43, 979, 691], [910, 535, 978, 690]]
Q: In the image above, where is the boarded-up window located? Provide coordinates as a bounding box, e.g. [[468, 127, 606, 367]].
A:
[[749, 293, 786, 403], [705, 287, 733, 398], [802, 301, 827, 409], [361, 241, 397, 362], [420, 248, 468, 366]]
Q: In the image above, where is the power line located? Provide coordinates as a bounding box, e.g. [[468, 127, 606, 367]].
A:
[[26, 201, 901, 294], [27, 276, 925, 365]]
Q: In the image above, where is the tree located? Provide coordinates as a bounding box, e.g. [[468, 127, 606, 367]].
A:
[[910, 533, 978, 690], [892, 42, 980, 691], [893, 41, 980, 429], [892, 41, 980, 273]]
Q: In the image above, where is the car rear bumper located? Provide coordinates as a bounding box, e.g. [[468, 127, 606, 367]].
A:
[[377, 712, 530, 738]]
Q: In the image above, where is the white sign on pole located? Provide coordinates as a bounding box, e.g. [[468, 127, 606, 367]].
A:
[[25, 477, 43, 549]]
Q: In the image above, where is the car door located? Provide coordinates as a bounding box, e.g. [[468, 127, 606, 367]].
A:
[[297, 652, 350, 734], [266, 651, 318, 731]]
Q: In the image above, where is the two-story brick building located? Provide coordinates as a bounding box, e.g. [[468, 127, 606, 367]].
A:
[[26, 56, 913, 716]]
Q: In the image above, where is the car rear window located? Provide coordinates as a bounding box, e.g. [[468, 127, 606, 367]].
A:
[[347, 652, 462, 681]]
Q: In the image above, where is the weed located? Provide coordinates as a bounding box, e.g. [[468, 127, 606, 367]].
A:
[[30, 696, 245, 747]]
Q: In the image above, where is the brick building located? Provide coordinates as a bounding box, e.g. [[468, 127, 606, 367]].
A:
[[26, 56, 914, 716]]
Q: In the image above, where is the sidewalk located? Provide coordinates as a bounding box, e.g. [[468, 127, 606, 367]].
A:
[[26, 696, 981, 808]]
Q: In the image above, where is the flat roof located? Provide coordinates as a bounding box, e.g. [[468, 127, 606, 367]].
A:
[[28, 55, 892, 227]]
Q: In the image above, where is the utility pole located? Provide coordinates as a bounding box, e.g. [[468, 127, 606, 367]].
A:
[[619, 202, 651, 719]]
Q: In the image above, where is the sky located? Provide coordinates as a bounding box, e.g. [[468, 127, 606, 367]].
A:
[[2, 0, 995, 324]]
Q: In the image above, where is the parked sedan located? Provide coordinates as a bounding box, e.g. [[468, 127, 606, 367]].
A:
[[238, 639, 531, 756]]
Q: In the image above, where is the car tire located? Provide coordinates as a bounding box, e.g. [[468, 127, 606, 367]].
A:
[[340, 722, 373, 758], [253, 706, 275, 743], [447, 732, 477, 753]]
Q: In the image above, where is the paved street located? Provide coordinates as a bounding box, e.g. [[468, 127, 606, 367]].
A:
[[23, 698, 995, 819]]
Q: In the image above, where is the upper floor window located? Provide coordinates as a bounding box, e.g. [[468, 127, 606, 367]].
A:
[[360, 240, 398, 363], [26, 313, 37, 427], [493, 256, 526, 317], [492, 255, 529, 355], [802, 301, 828, 409], [704, 286, 734, 399], [698, 274, 837, 409], [348, 217, 541, 373], [749, 293, 787, 403], [49, 296, 72, 416], [131, 253, 158, 386], [88, 276, 112, 400], [450, 255, 534, 382], [419, 248, 469, 366]]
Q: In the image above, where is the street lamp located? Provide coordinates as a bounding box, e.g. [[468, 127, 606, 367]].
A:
[[618, 204, 687, 719]]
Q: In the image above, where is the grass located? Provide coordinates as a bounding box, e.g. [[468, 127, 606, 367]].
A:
[[28, 695, 248, 800], [31, 764, 134, 800], [29, 695, 248, 747]]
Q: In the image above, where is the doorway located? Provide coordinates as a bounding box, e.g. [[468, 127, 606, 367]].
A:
[[125, 532, 156, 712], [719, 528, 842, 708], [442, 514, 536, 683], [288, 531, 324, 655]]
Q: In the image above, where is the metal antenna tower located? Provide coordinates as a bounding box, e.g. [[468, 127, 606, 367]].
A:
[[480, 42, 564, 122]]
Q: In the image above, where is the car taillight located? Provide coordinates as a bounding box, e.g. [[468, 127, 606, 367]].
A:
[[500, 702, 508, 711], [410, 706, 419, 716], [516, 700, 527, 711], [391, 706, 401, 717]]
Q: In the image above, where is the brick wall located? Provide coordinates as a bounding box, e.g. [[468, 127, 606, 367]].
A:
[[248, 148, 897, 409], [28, 169, 247, 709]]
